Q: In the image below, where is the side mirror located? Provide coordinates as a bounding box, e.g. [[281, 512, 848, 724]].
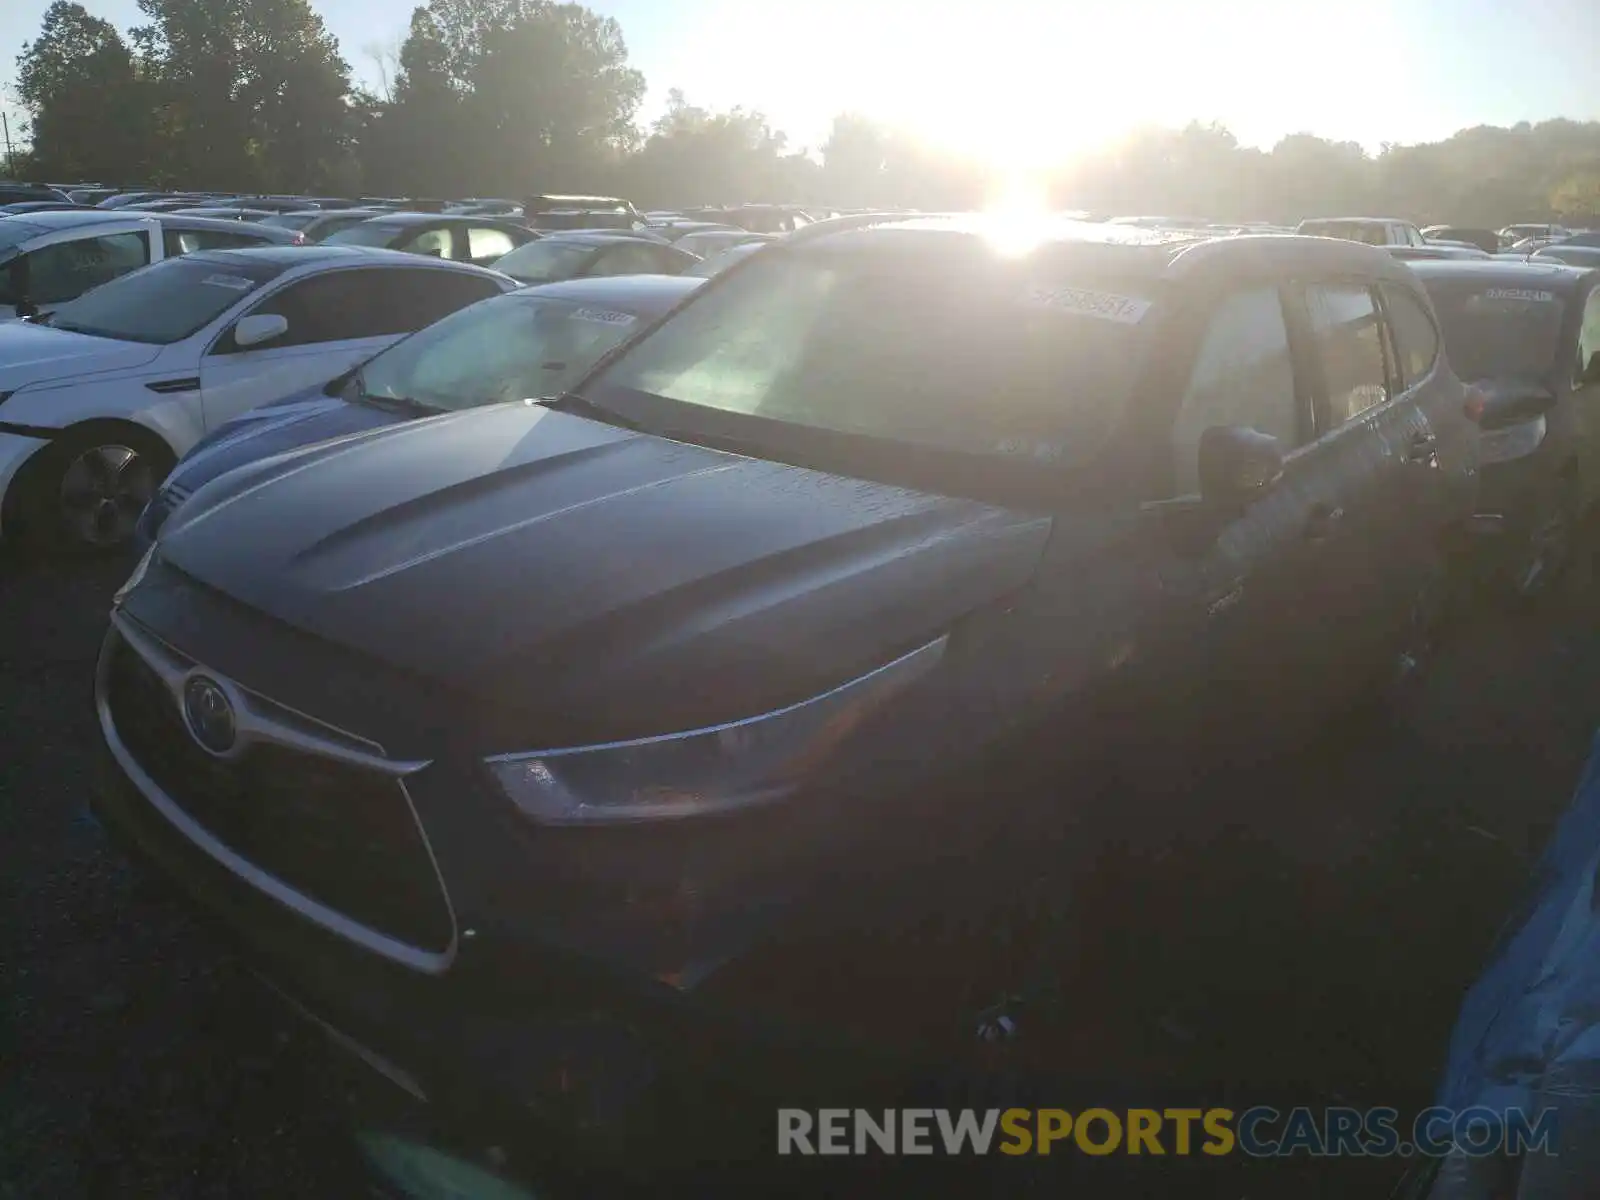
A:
[[1198, 425, 1285, 508], [232, 313, 288, 349], [14, 297, 39, 320]]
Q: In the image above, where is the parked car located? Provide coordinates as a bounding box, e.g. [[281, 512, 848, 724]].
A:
[[493, 231, 699, 284], [153, 213, 305, 254], [259, 208, 391, 242], [1411, 260, 1600, 598], [522, 194, 641, 231], [171, 206, 282, 223], [0, 210, 303, 322], [0, 182, 72, 206], [1532, 244, 1600, 270], [138, 274, 704, 543], [216, 196, 325, 214], [1389, 244, 1493, 261], [0, 200, 91, 215], [91, 224, 1479, 1178], [671, 229, 778, 259], [323, 213, 538, 266], [1500, 223, 1571, 248], [0, 246, 513, 550], [1421, 226, 1501, 255], [681, 239, 770, 277], [1297, 216, 1429, 248]]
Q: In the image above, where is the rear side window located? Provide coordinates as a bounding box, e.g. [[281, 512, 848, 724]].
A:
[[22, 232, 150, 304], [1171, 287, 1300, 494], [382, 269, 505, 329], [401, 227, 452, 258], [467, 226, 516, 260], [1304, 283, 1390, 427], [1380, 283, 1440, 386]]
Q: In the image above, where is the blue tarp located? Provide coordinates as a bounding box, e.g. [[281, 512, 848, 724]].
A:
[[1428, 731, 1600, 1198]]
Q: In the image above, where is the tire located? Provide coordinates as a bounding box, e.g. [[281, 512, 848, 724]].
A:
[[8, 424, 174, 555]]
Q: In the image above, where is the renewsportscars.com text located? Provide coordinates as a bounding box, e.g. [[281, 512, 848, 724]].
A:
[[776, 1106, 1558, 1158]]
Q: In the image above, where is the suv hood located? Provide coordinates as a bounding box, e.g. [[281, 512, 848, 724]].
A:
[[157, 402, 1053, 744], [0, 321, 161, 392]]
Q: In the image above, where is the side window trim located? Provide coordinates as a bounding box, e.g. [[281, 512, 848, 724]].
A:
[[1298, 277, 1397, 438], [1375, 282, 1440, 394]]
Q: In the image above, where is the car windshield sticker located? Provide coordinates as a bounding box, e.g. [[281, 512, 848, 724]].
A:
[[1483, 288, 1556, 303], [202, 273, 254, 291], [567, 307, 636, 326], [1022, 285, 1152, 324]]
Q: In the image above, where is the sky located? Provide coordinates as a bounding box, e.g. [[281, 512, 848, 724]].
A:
[[3, 0, 1599, 167]]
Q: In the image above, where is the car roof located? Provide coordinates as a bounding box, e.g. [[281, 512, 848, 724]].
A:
[[537, 230, 658, 246], [178, 244, 504, 272], [153, 214, 299, 241], [1404, 259, 1593, 293], [797, 216, 1418, 287], [512, 274, 704, 313], [0, 207, 132, 233]]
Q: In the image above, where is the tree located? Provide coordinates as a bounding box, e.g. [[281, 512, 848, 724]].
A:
[[15, 2, 157, 181], [131, 0, 352, 190], [1551, 171, 1600, 221], [376, 0, 641, 196], [624, 89, 796, 206]]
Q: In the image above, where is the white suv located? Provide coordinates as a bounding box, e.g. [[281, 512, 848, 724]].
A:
[[0, 245, 515, 551]]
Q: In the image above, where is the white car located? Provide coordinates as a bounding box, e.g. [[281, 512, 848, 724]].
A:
[[0, 208, 306, 322], [0, 245, 515, 551]]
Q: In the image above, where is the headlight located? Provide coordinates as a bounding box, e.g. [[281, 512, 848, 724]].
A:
[[1479, 414, 1547, 464], [486, 636, 947, 825]]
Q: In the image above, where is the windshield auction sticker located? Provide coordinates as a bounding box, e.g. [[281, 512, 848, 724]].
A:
[[1022, 285, 1152, 324], [1483, 288, 1555, 303], [202, 273, 255, 291], [567, 307, 636, 326]]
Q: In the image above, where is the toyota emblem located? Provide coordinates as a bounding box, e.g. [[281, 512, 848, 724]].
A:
[[182, 675, 237, 755]]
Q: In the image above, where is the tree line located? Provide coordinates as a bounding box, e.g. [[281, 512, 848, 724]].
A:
[[10, 0, 1600, 225]]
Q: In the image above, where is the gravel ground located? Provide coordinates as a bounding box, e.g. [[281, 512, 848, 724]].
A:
[[4, 544, 1599, 1198]]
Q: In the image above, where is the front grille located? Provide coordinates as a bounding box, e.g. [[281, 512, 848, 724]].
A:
[[104, 635, 453, 954]]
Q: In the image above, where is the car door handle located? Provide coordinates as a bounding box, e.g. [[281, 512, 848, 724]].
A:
[[1407, 431, 1439, 462], [1305, 504, 1344, 542]]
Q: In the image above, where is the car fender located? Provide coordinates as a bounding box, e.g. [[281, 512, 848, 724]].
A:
[[0, 372, 201, 459]]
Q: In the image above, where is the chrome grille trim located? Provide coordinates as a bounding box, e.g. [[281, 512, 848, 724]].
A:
[[96, 615, 457, 975], [109, 609, 427, 776]]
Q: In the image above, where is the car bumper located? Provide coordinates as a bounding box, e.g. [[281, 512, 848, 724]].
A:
[[86, 613, 1059, 1174], [1464, 447, 1565, 574]]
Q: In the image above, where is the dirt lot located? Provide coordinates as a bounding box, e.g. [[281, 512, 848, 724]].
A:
[[4, 545, 1599, 1198]]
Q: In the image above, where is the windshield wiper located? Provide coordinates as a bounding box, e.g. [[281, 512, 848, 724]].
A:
[[534, 391, 641, 431], [352, 391, 444, 416]]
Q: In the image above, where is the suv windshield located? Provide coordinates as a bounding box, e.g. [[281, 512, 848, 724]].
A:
[[46, 256, 282, 343], [323, 221, 403, 247], [1425, 282, 1567, 382], [589, 247, 1151, 465], [359, 292, 646, 411]]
